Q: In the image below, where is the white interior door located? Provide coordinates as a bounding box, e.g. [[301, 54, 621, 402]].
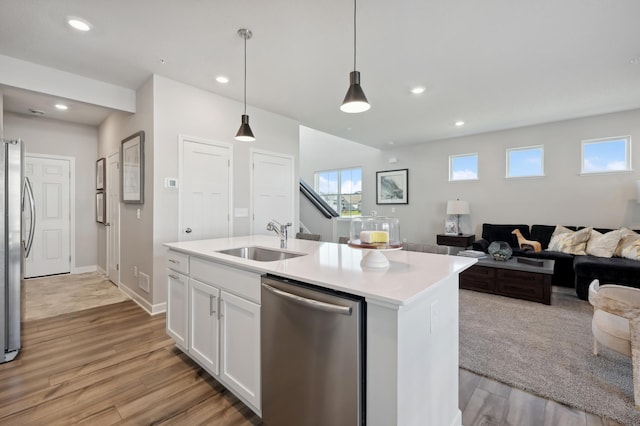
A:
[[24, 155, 71, 278], [179, 136, 232, 241], [251, 150, 294, 235], [107, 152, 120, 284]]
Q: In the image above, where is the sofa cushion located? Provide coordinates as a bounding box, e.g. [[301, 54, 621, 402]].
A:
[[530, 225, 578, 250], [481, 224, 530, 249], [547, 226, 592, 255], [586, 229, 623, 258], [616, 228, 640, 257]]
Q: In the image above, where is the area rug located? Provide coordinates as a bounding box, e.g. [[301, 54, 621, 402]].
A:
[[459, 289, 639, 425]]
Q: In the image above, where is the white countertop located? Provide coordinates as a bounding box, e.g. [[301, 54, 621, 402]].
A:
[[164, 235, 476, 306]]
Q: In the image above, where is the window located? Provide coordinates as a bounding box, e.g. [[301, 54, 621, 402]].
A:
[[506, 146, 544, 178], [314, 167, 362, 216], [449, 153, 478, 181], [581, 136, 631, 174]]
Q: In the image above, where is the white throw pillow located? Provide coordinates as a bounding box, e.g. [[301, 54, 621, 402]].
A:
[[547, 226, 592, 255], [586, 229, 623, 258]]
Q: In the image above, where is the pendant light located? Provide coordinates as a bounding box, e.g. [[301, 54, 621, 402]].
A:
[[340, 0, 370, 113], [235, 28, 255, 142]]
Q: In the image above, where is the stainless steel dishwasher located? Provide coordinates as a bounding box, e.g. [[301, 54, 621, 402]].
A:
[[261, 274, 365, 425]]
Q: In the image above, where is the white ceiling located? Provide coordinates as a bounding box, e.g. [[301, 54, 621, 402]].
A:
[[2, 0, 640, 148]]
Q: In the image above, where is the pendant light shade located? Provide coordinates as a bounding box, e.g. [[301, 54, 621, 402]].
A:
[[340, 0, 370, 113], [235, 28, 255, 142], [235, 114, 255, 142]]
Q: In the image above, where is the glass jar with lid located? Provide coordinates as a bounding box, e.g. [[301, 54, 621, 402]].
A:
[[348, 212, 402, 268]]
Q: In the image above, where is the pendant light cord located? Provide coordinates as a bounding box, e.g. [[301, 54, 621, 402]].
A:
[[243, 34, 247, 115], [353, 0, 357, 71]]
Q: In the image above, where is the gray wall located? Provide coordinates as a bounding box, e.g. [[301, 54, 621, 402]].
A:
[[4, 111, 98, 270], [97, 78, 154, 305], [152, 75, 299, 305], [300, 109, 640, 245], [97, 74, 300, 310]]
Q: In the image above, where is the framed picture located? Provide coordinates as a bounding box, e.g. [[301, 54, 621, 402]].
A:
[[96, 157, 105, 190], [96, 192, 105, 224], [445, 220, 457, 235], [120, 131, 145, 204], [376, 169, 408, 204]]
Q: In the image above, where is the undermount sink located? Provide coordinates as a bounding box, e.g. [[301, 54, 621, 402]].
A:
[[216, 246, 306, 262]]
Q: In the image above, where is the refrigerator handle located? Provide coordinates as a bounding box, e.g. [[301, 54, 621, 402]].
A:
[[23, 177, 36, 258], [262, 283, 352, 315]]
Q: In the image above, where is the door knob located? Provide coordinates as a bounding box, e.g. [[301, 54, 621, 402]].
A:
[[185, 227, 192, 233]]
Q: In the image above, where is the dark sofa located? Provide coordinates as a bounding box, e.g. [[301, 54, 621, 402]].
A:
[[472, 223, 640, 300]]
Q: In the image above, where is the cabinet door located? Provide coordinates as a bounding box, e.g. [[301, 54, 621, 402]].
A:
[[167, 269, 188, 349], [220, 290, 261, 410], [189, 279, 220, 375]]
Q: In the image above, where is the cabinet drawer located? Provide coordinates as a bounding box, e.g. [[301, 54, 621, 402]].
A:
[[191, 257, 261, 303], [167, 250, 189, 275], [462, 265, 495, 280]]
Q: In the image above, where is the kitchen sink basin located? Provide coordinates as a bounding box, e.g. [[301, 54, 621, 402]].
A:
[[216, 246, 306, 262]]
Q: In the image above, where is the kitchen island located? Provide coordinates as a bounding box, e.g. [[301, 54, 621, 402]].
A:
[[165, 235, 475, 426]]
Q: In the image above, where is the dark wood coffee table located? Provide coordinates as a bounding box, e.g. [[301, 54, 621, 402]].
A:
[[459, 257, 555, 304]]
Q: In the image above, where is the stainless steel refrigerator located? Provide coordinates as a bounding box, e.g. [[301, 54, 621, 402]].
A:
[[1, 138, 35, 364]]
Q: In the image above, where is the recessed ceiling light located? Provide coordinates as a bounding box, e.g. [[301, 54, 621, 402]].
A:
[[159, 58, 167, 65], [630, 57, 640, 65], [55, 104, 68, 110], [388, 141, 395, 145], [455, 121, 465, 127], [67, 17, 92, 32], [216, 76, 229, 84], [410, 86, 426, 95]]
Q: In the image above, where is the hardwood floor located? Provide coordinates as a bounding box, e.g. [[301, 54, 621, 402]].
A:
[[4, 275, 622, 425]]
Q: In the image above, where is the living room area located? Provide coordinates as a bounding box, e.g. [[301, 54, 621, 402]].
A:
[[300, 107, 640, 425]]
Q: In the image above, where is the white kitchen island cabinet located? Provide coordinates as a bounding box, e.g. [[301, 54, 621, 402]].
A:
[[165, 235, 475, 426]]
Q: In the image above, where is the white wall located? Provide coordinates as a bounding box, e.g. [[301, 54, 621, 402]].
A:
[[4, 112, 98, 269], [152, 75, 299, 305], [301, 109, 640, 245]]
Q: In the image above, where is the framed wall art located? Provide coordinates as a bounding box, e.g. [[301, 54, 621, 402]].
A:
[[376, 169, 408, 205], [96, 157, 105, 190], [96, 192, 105, 224], [120, 131, 145, 204]]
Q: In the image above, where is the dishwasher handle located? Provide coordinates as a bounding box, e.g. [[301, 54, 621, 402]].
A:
[[262, 283, 352, 316]]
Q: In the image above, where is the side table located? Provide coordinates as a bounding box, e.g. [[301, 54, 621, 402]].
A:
[[436, 234, 475, 248]]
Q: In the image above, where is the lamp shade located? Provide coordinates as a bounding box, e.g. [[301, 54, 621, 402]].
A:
[[340, 71, 370, 113], [235, 114, 255, 142], [446, 200, 470, 215]]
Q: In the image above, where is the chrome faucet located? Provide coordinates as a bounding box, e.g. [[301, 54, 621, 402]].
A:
[[267, 220, 292, 248]]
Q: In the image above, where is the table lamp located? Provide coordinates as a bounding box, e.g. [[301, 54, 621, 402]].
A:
[[446, 199, 470, 235]]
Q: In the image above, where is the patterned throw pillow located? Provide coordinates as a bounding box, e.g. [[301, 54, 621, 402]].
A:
[[615, 228, 639, 257], [620, 231, 640, 260], [586, 229, 623, 258], [547, 226, 592, 255]]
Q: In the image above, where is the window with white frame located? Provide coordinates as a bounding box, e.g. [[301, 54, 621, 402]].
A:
[[449, 153, 478, 181], [506, 146, 544, 178], [581, 136, 631, 174], [314, 167, 362, 216]]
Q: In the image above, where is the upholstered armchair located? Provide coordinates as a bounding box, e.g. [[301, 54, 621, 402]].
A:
[[589, 279, 640, 408]]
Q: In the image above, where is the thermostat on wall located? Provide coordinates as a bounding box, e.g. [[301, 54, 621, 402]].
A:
[[165, 178, 178, 189]]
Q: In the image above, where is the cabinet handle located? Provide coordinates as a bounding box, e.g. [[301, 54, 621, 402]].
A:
[[168, 273, 179, 280], [168, 259, 179, 264], [210, 295, 217, 316]]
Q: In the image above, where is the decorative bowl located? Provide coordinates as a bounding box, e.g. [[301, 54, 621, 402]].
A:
[[488, 241, 513, 261]]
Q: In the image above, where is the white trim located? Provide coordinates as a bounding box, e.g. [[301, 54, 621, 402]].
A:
[[25, 153, 76, 274], [118, 282, 166, 315], [178, 134, 233, 239], [106, 151, 120, 285], [73, 264, 97, 274], [249, 148, 296, 235]]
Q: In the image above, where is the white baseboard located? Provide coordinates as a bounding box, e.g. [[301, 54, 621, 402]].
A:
[[73, 264, 98, 274], [118, 283, 167, 315]]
